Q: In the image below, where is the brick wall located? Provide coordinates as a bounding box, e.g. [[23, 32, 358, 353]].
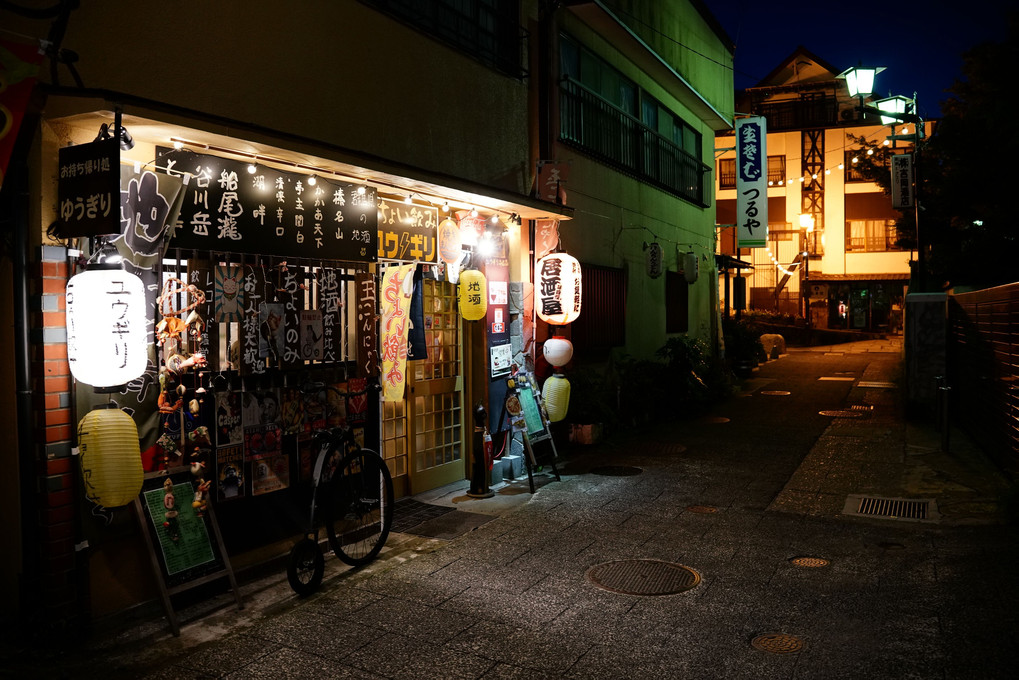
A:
[[28, 244, 86, 627]]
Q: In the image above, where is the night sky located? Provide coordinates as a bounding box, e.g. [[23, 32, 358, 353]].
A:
[[698, 0, 1014, 119]]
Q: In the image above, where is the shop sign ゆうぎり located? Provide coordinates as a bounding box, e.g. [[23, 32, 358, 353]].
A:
[[735, 116, 768, 249], [57, 136, 120, 238], [159, 148, 378, 262]]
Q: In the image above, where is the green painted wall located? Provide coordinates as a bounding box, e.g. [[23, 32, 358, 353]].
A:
[[554, 1, 732, 359]]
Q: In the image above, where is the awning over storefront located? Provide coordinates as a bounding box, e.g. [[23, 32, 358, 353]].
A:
[[42, 87, 575, 223], [809, 273, 910, 281]]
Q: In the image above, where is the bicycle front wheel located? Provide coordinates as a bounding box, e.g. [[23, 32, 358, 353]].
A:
[[325, 449, 394, 566]]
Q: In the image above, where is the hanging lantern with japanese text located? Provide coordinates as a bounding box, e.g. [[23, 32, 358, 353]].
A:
[[458, 269, 488, 321], [66, 267, 148, 388], [536, 252, 582, 325], [78, 405, 143, 508], [437, 217, 462, 264]]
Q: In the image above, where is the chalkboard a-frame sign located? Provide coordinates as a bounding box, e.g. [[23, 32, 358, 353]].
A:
[[134, 472, 243, 636]]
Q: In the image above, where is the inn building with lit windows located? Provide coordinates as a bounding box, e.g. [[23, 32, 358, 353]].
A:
[[715, 47, 933, 333]]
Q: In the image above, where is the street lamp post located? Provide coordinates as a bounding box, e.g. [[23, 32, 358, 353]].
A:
[[799, 213, 814, 331], [839, 65, 926, 291]]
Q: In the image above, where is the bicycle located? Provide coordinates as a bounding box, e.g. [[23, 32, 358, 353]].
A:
[[286, 383, 394, 596]]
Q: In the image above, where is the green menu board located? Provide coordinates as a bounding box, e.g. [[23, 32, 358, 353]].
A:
[[516, 383, 547, 438], [142, 481, 216, 577]]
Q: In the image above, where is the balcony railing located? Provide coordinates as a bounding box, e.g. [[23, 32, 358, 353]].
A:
[[559, 79, 709, 206], [756, 98, 839, 131]]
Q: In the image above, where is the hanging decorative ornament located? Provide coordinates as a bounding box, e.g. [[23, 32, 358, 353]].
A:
[[536, 252, 582, 325], [65, 267, 147, 388], [458, 268, 488, 321], [542, 336, 574, 368], [437, 217, 462, 264], [683, 250, 700, 284], [542, 373, 571, 422], [77, 405, 143, 508], [645, 242, 663, 279]]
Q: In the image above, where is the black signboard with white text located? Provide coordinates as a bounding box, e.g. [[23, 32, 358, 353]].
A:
[[57, 136, 121, 237], [158, 148, 378, 262]]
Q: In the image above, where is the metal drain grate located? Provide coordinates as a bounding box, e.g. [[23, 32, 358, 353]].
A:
[[586, 559, 700, 596], [844, 495, 938, 522], [751, 633, 804, 654], [760, 390, 791, 396], [591, 465, 643, 477], [818, 409, 864, 418]]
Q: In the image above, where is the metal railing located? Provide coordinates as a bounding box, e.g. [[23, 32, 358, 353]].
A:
[[559, 79, 709, 206], [947, 283, 1019, 478]]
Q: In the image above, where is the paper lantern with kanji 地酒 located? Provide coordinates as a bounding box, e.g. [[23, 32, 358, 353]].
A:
[[542, 373, 571, 422], [78, 406, 143, 508], [458, 269, 488, 321], [536, 253, 582, 325], [66, 268, 148, 387]]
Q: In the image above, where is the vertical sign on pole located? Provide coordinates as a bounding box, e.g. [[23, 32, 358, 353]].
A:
[[736, 116, 768, 248], [890, 154, 914, 209]]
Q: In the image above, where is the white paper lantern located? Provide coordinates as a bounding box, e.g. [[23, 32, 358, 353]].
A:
[[536, 253, 582, 325], [543, 337, 573, 367], [66, 268, 148, 387]]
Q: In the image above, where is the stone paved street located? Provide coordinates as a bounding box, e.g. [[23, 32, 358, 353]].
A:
[[3, 339, 1017, 679]]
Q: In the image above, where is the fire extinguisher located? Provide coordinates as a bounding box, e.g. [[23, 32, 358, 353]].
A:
[[483, 427, 493, 471]]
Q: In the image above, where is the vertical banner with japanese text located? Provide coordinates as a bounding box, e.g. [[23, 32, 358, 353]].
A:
[[355, 272, 379, 378], [379, 264, 415, 402], [736, 116, 768, 248], [891, 154, 914, 210]]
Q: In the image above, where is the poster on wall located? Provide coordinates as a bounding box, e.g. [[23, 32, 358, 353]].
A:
[[215, 264, 244, 323], [318, 268, 342, 364], [355, 273, 379, 377], [242, 389, 281, 461], [251, 453, 290, 496], [159, 147, 378, 261], [240, 265, 268, 376], [300, 310, 324, 361], [215, 444, 245, 501], [215, 390, 243, 447]]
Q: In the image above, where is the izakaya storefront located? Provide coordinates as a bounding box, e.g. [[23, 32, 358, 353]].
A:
[[33, 103, 570, 617]]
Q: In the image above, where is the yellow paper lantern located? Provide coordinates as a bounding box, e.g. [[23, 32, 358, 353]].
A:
[[459, 269, 488, 321], [536, 253, 582, 325], [543, 373, 571, 422], [66, 268, 148, 387], [437, 217, 462, 264], [78, 406, 143, 508]]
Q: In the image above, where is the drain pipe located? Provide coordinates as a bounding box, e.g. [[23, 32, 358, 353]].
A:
[[11, 145, 40, 601]]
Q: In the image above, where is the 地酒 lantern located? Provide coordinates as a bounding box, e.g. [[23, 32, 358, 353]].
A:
[[542, 336, 573, 368], [542, 373, 571, 422], [66, 268, 147, 388], [458, 269, 487, 321], [437, 217, 462, 264], [78, 405, 143, 508], [536, 252, 581, 325]]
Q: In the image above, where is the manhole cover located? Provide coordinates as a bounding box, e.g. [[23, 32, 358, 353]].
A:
[[751, 633, 804, 654], [818, 409, 865, 418], [702, 416, 730, 424], [789, 556, 829, 568], [685, 505, 718, 514], [591, 465, 643, 476], [760, 390, 791, 396], [586, 559, 700, 596]]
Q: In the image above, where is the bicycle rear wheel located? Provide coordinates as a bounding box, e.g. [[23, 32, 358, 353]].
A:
[[325, 449, 394, 566]]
